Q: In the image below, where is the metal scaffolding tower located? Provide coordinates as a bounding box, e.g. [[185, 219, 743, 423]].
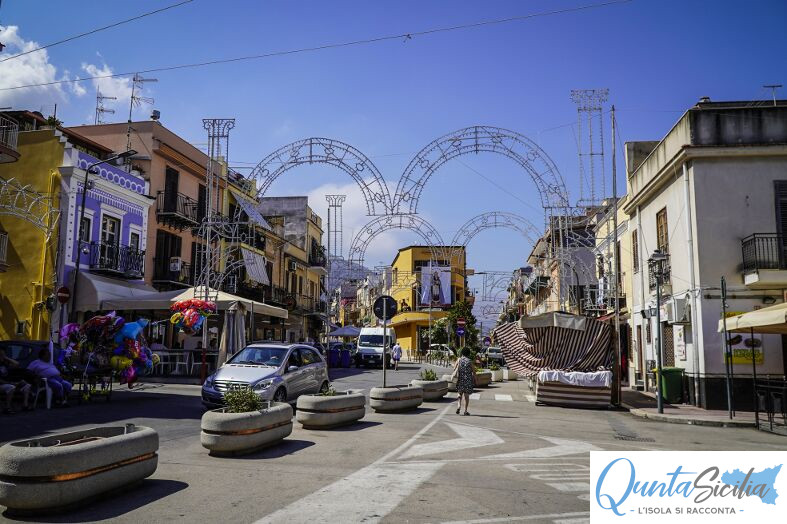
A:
[[571, 88, 608, 207]]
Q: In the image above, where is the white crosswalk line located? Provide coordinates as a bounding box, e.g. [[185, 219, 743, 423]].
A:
[[470, 393, 481, 400], [495, 394, 513, 401]]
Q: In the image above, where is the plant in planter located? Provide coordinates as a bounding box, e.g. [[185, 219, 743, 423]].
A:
[[488, 362, 503, 382], [200, 387, 292, 457], [410, 368, 448, 401], [502, 367, 518, 381], [474, 368, 492, 387], [296, 386, 365, 429]]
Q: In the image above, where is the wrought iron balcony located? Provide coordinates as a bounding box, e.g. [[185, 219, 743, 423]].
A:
[[88, 242, 145, 278], [153, 259, 193, 287], [742, 233, 786, 273], [156, 191, 199, 229], [0, 116, 20, 163], [648, 258, 671, 290], [309, 246, 327, 268], [0, 230, 8, 271]]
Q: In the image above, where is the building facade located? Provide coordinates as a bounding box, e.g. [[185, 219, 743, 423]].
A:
[[624, 98, 787, 409]]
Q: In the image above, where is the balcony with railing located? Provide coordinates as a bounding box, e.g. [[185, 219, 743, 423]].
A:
[[0, 230, 8, 271], [152, 259, 193, 288], [0, 116, 20, 163], [88, 242, 145, 278], [156, 191, 200, 229], [742, 233, 787, 288], [308, 245, 327, 273], [648, 258, 671, 291]]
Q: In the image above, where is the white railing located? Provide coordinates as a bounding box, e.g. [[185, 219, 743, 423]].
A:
[[0, 116, 19, 152], [0, 230, 8, 269]]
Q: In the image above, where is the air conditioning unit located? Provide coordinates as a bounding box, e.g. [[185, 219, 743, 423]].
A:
[[169, 256, 182, 272], [664, 297, 691, 324], [288, 260, 297, 271]]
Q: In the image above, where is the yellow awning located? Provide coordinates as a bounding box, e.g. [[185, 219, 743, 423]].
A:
[[718, 302, 787, 334], [389, 310, 447, 326]]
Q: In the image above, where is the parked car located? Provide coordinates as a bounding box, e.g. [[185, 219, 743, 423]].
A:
[[0, 341, 50, 368], [201, 343, 330, 409], [482, 346, 505, 365]]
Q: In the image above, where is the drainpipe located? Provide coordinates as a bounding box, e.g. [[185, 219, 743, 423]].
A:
[[683, 161, 701, 406], [636, 206, 648, 390]]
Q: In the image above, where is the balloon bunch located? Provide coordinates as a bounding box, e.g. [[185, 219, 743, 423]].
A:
[[170, 299, 216, 335], [59, 313, 157, 388], [110, 319, 159, 387]]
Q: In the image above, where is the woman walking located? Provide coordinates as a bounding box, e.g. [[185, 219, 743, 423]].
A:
[[452, 348, 475, 416]]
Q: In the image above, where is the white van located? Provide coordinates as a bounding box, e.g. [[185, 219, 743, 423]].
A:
[[355, 327, 396, 368]]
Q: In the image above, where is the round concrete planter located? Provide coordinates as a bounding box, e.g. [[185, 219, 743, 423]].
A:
[[200, 402, 293, 456], [490, 369, 504, 382], [475, 370, 492, 387], [442, 374, 458, 392], [296, 391, 366, 429], [370, 385, 423, 412], [0, 425, 158, 514], [410, 379, 448, 401], [503, 368, 518, 381]]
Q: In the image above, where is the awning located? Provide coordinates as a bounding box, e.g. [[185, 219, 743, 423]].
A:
[[230, 189, 272, 231], [519, 311, 587, 331], [718, 302, 787, 334], [103, 285, 288, 319], [241, 247, 270, 286], [75, 272, 162, 312], [389, 310, 448, 326]]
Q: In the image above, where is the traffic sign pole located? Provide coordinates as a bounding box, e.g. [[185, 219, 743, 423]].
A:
[[383, 299, 387, 388]]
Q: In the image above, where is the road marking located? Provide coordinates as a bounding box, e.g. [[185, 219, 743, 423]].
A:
[[470, 393, 481, 400], [505, 463, 590, 499], [552, 518, 589, 524], [483, 436, 600, 459], [495, 394, 513, 401], [400, 422, 504, 459], [256, 404, 452, 524], [437, 511, 590, 524], [524, 393, 536, 402]]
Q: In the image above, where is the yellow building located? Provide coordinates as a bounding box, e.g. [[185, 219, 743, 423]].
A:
[[0, 112, 111, 340], [388, 246, 466, 354]]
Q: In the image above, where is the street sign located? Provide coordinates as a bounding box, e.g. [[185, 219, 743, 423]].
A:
[[483, 336, 491, 347], [56, 286, 71, 304], [457, 317, 466, 327], [456, 327, 465, 336], [373, 295, 397, 321]]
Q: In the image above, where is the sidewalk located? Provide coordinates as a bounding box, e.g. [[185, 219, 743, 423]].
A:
[[621, 389, 756, 428]]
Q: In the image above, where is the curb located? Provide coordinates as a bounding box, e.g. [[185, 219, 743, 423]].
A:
[[627, 407, 756, 428]]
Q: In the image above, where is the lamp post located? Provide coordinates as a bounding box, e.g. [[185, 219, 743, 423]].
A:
[[648, 249, 669, 414], [69, 150, 137, 322]]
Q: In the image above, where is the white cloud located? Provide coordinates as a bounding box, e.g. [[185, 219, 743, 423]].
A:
[[0, 25, 72, 112]]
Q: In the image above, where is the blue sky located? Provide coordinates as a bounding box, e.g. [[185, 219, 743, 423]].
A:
[[1, 0, 785, 320]]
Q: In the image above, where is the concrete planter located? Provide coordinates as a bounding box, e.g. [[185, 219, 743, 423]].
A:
[[370, 385, 423, 412], [410, 379, 448, 401], [490, 369, 504, 382], [296, 391, 366, 429], [0, 425, 158, 514], [503, 368, 518, 381], [200, 402, 293, 456], [475, 370, 492, 387], [442, 374, 458, 392]]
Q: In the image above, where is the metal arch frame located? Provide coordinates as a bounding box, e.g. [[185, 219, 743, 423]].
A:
[[448, 211, 542, 263], [249, 137, 392, 216], [393, 125, 569, 215], [346, 214, 445, 276], [0, 177, 60, 237]]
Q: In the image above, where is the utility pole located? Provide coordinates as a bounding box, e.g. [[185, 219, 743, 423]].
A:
[[720, 276, 734, 419], [611, 105, 622, 406]]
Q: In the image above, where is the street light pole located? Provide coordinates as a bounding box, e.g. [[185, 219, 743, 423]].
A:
[[69, 150, 137, 322], [648, 249, 668, 414]]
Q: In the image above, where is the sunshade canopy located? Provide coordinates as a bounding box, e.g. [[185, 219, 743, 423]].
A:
[[519, 311, 587, 331], [75, 272, 162, 312], [718, 302, 787, 334], [327, 326, 361, 337]]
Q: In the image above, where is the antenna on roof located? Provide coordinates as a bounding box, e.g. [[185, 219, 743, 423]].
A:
[[125, 73, 157, 170], [764, 84, 782, 106], [94, 88, 117, 125]]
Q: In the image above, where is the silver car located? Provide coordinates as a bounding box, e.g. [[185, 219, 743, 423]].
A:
[[201, 343, 330, 408]]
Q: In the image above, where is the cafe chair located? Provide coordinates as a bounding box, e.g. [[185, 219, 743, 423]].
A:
[[770, 389, 786, 426], [756, 389, 772, 425]]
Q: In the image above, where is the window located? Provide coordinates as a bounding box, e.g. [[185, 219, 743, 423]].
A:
[[129, 232, 140, 252], [79, 217, 91, 244], [101, 215, 121, 246], [656, 208, 669, 254], [632, 229, 639, 273], [300, 348, 319, 365]]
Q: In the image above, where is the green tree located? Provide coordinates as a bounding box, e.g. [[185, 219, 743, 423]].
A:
[[447, 301, 479, 349]]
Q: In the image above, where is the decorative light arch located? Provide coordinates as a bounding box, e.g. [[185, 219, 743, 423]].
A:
[[448, 211, 543, 263], [393, 125, 569, 216], [249, 137, 392, 215], [0, 177, 60, 236]]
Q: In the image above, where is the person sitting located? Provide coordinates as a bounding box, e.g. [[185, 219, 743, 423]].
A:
[[0, 349, 32, 414], [27, 349, 72, 407]]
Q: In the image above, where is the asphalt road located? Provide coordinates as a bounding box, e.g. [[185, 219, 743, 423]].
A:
[[2, 363, 786, 523]]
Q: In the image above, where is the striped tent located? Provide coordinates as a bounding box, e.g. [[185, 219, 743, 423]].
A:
[[492, 312, 612, 378]]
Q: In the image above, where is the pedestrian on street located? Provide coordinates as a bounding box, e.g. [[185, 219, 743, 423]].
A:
[[392, 342, 402, 370], [452, 348, 476, 416]]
